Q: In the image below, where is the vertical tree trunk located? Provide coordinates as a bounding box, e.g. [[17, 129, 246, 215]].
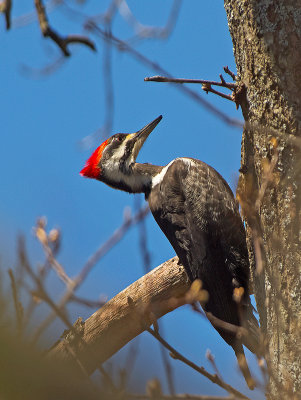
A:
[[224, 1, 301, 399]]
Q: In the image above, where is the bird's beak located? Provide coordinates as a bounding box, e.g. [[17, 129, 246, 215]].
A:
[[128, 115, 162, 161]]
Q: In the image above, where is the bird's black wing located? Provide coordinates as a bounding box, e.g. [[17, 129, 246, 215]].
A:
[[148, 158, 255, 338]]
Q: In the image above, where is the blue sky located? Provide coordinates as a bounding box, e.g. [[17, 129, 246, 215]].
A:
[[1, 1, 263, 398]]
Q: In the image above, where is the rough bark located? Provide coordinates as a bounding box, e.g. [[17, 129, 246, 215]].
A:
[[49, 257, 189, 374], [224, 1, 301, 399]]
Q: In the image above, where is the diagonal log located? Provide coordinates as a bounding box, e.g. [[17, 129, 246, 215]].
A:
[[49, 257, 189, 374]]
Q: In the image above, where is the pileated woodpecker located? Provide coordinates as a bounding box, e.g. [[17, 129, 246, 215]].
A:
[[80, 115, 261, 389]]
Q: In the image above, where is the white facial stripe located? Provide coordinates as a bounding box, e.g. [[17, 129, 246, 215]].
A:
[[110, 140, 128, 162]]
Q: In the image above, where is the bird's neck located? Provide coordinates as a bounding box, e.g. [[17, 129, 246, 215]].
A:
[[102, 162, 163, 194]]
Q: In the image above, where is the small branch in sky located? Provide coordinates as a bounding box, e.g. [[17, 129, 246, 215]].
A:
[[0, 0, 12, 29], [33, 205, 150, 340], [87, 22, 243, 127], [144, 75, 236, 103], [144, 75, 236, 89], [223, 65, 237, 81], [8, 269, 24, 335], [34, 218, 73, 287], [206, 349, 223, 381], [201, 82, 234, 102], [34, 0, 96, 56], [146, 326, 250, 400]]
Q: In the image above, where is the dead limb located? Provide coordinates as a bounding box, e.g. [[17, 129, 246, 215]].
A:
[[49, 258, 251, 399], [48, 257, 190, 373]]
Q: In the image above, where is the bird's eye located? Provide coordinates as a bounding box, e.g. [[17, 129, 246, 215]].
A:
[[113, 136, 122, 142]]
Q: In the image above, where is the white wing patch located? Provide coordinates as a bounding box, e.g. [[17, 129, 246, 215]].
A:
[[151, 157, 193, 188], [151, 160, 174, 188]]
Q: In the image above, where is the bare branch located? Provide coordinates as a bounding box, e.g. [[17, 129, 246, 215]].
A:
[[86, 22, 243, 128], [223, 66, 236, 81], [34, 0, 95, 56], [192, 305, 248, 339], [8, 269, 23, 335], [206, 350, 223, 381], [120, 0, 182, 43], [75, 205, 149, 288], [0, 0, 12, 29], [146, 327, 250, 400], [48, 257, 190, 372], [49, 258, 251, 399], [144, 74, 238, 104], [32, 206, 150, 340], [201, 83, 234, 102], [144, 75, 236, 89], [34, 218, 72, 286]]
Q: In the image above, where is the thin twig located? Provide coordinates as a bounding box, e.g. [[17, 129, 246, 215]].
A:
[[0, 0, 12, 29], [23, 228, 61, 329], [17, 237, 74, 340], [206, 350, 223, 381], [223, 66, 236, 81], [12, 0, 59, 28], [120, 0, 182, 44], [98, 365, 118, 393], [70, 294, 106, 309], [18, 237, 116, 392], [75, 205, 149, 287], [86, 22, 243, 128], [20, 56, 66, 78], [158, 325, 176, 395], [146, 327, 250, 400], [144, 75, 236, 102], [201, 83, 234, 102], [80, 22, 114, 147], [34, 219, 72, 287], [8, 269, 23, 335], [33, 205, 150, 340], [191, 304, 248, 339], [144, 75, 236, 89], [118, 340, 140, 390], [34, 0, 95, 56]]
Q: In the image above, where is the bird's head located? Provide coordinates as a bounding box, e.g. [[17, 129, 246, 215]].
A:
[[80, 115, 162, 192]]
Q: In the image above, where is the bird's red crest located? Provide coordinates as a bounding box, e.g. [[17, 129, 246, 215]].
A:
[[80, 139, 109, 179]]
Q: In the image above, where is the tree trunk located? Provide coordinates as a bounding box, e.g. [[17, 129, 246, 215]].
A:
[[224, 1, 301, 399]]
